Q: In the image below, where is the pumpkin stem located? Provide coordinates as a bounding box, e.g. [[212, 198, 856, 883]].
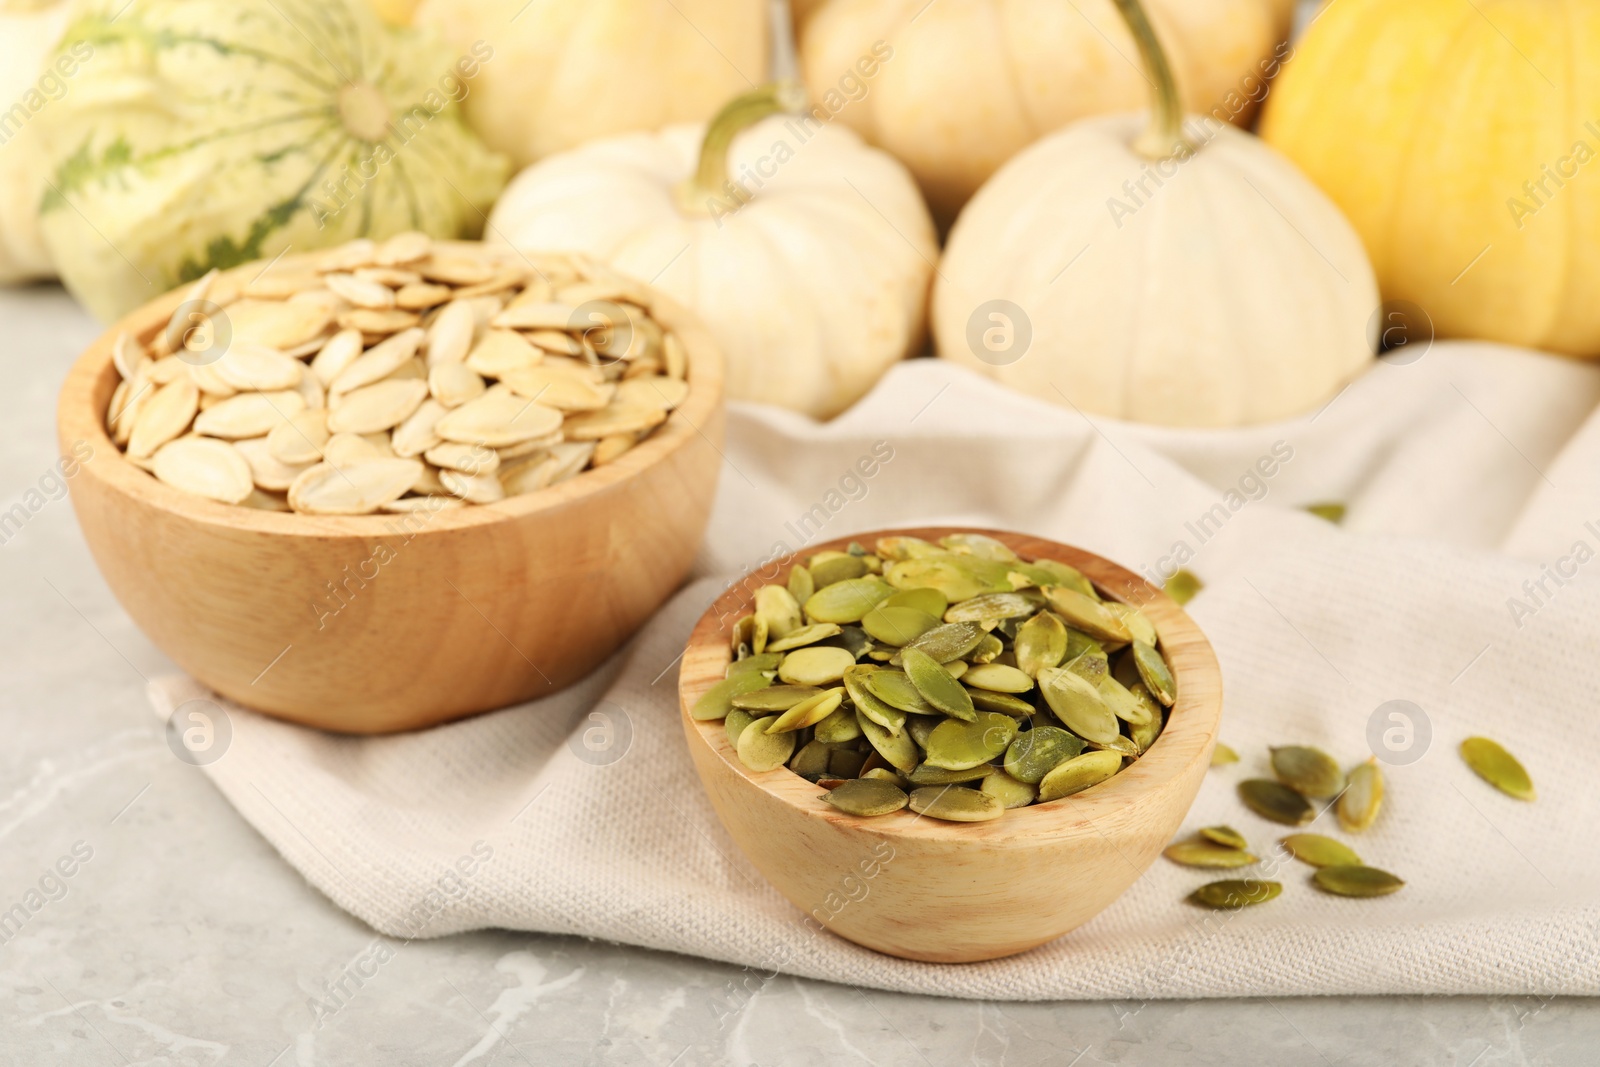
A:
[[1110, 0, 1193, 161], [676, 81, 808, 214]]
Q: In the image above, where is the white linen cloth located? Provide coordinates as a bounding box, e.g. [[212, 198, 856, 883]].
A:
[[148, 342, 1600, 999]]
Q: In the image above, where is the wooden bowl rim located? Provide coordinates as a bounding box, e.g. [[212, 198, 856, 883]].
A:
[[56, 242, 725, 540], [678, 527, 1223, 845]]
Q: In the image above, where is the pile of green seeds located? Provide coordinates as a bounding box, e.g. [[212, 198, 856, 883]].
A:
[[690, 534, 1178, 823]]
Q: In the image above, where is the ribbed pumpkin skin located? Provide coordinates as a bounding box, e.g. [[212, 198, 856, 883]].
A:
[[416, 0, 769, 170], [800, 0, 1295, 222], [487, 120, 935, 419], [1261, 0, 1600, 357], [35, 0, 508, 322], [933, 114, 1378, 428]]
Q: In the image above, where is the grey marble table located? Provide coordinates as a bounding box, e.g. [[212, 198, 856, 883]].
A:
[[3, 286, 1595, 1066]]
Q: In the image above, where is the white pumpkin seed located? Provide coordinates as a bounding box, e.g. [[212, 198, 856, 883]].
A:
[[234, 436, 310, 491], [287, 458, 422, 515], [428, 363, 487, 408], [215, 344, 304, 392], [324, 272, 398, 309], [267, 408, 330, 466], [465, 329, 542, 377], [151, 437, 253, 504], [193, 390, 305, 439], [310, 329, 366, 386], [435, 392, 563, 447], [440, 469, 505, 504], [325, 379, 429, 435], [329, 328, 425, 396], [127, 378, 199, 459]]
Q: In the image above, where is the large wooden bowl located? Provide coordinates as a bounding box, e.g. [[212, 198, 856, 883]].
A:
[[58, 245, 724, 733], [678, 528, 1223, 963]]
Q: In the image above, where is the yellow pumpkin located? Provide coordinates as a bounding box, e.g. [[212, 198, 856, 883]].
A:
[[800, 0, 1295, 221], [415, 0, 769, 169], [1261, 0, 1600, 356]]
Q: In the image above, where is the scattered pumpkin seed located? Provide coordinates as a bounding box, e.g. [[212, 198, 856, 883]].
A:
[[1305, 502, 1347, 524], [907, 786, 1004, 822], [1238, 779, 1315, 826], [1163, 569, 1203, 606], [1271, 745, 1347, 798], [1460, 737, 1535, 801], [1280, 833, 1362, 868], [1312, 865, 1404, 897], [1338, 759, 1384, 832], [1190, 880, 1282, 909], [1211, 742, 1239, 766], [1164, 840, 1259, 868], [822, 778, 908, 817], [1199, 825, 1249, 850]]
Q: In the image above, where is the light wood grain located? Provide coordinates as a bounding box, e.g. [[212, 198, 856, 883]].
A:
[[58, 244, 725, 734], [678, 528, 1224, 963]]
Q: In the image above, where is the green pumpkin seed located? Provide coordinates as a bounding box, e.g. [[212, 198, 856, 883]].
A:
[[1037, 750, 1123, 801], [1305, 502, 1346, 524], [881, 587, 948, 618], [1211, 742, 1239, 766], [1163, 568, 1203, 606], [817, 624, 872, 660], [902, 648, 977, 720], [812, 704, 863, 744], [1199, 825, 1249, 850], [966, 688, 1036, 716], [1041, 586, 1131, 643], [884, 558, 992, 602], [1088, 734, 1141, 759], [1131, 640, 1176, 706], [726, 651, 782, 678], [905, 715, 938, 750], [822, 777, 908, 817], [730, 684, 824, 712], [1125, 684, 1164, 752], [1271, 745, 1346, 798], [907, 785, 1004, 822], [961, 662, 1034, 694], [860, 605, 941, 646], [843, 666, 908, 733], [725, 709, 755, 747], [1103, 602, 1156, 646], [895, 620, 986, 664], [944, 592, 1040, 623], [860, 767, 907, 788], [1280, 833, 1362, 868], [1338, 759, 1384, 832], [969, 633, 1005, 663], [777, 646, 857, 686], [736, 716, 796, 771], [979, 771, 1037, 808], [944, 660, 970, 680], [1037, 667, 1120, 745], [790, 739, 832, 777], [1238, 779, 1315, 826], [923, 712, 1019, 771], [765, 623, 842, 653], [786, 563, 814, 605], [906, 762, 993, 786], [804, 577, 893, 624], [1097, 674, 1153, 726], [1164, 840, 1260, 868], [1111, 648, 1142, 689], [809, 553, 868, 588], [1189, 879, 1282, 909], [1003, 726, 1087, 783], [1063, 648, 1108, 685], [1015, 611, 1068, 677], [754, 585, 803, 641], [730, 613, 764, 655], [1312, 865, 1404, 897], [1062, 628, 1103, 662], [1460, 737, 1535, 801], [767, 687, 844, 733], [860, 668, 935, 717], [874, 535, 940, 561], [691, 673, 772, 721], [857, 707, 919, 773], [828, 747, 867, 779], [1028, 558, 1096, 597], [939, 532, 1019, 562]]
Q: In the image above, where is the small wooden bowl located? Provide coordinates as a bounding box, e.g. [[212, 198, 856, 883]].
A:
[[678, 528, 1223, 963], [58, 244, 725, 733]]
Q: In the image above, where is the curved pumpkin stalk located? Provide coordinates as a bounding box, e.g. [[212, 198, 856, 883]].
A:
[[675, 81, 808, 213], [1111, 0, 1194, 161]]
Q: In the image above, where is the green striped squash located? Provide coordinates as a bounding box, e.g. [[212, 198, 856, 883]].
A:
[[37, 0, 508, 321]]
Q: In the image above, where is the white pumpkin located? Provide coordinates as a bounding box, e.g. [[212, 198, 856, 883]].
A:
[[0, 0, 71, 284], [487, 86, 937, 419], [416, 0, 769, 170], [933, 0, 1377, 427], [801, 0, 1296, 222]]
